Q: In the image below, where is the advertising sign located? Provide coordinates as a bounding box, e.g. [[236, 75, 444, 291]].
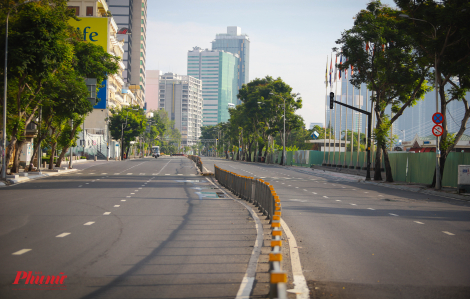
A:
[[69, 17, 109, 109]]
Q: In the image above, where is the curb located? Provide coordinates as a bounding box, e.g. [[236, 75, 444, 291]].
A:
[[1, 168, 79, 187]]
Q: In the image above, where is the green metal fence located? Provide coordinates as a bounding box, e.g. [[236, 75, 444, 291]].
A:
[[263, 150, 468, 188]]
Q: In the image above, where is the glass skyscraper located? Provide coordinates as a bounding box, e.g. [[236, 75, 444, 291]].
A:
[[211, 26, 249, 105], [187, 47, 238, 126]]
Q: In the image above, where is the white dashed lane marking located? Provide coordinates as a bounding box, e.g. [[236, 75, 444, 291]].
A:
[[78, 185, 82, 188], [367, 208, 375, 210], [350, 204, 357, 206], [84, 222, 95, 225], [414, 221, 425, 225], [12, 249, 31, 255], [103, 212, 111, 215], [127, 173, 133, 175], [121, 200, 126, 202], [56, 233, 71, 238], [130, 193, 135, 194], [443, 231, 455, 235], [323, 196, 328, 198], [389, 213, 399, 217], [114, 205, 120, 207]]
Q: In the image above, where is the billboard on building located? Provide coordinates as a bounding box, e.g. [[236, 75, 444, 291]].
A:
[[69, 17, 109, 109]]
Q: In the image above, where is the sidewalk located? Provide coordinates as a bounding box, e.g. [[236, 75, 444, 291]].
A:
[[0, 159, 106, 187]]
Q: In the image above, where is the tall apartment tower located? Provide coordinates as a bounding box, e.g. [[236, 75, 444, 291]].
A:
[[187, 47, 238, 126], [211, 26, 250, 105], [158, 73, 203, 146], [107, 0, 147, 105]]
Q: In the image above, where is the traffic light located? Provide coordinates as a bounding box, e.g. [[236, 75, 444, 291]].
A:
[[329, 92, 334, 109]]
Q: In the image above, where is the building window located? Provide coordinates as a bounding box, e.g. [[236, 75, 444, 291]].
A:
[[86, 6, 93, 16], [68, 6, 79, 16]]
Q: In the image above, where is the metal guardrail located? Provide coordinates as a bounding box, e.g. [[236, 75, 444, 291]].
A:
[[214, 165, 287, 299], [187, 155, 204, 173]]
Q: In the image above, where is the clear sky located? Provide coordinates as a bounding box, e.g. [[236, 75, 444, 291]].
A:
[[146, 0, 397, 128]]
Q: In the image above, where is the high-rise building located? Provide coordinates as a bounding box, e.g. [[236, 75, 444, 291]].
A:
[[158, 73, 203, 146], [145, 70, 161, 111], [187, 47, 238, 126], [211, 26, 250, 104], [107, 0, 147, 106]]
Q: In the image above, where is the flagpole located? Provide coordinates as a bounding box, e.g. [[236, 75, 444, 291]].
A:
[[333, 54, 338, 167], [362, 86, 369, 169], [327, 53, 332, 166], [338, 62, 346, 167], [356, 85, 361, 168], [348, 65, 355, 168], [322, 55, 328, 165], [343, 63, 349, 168]]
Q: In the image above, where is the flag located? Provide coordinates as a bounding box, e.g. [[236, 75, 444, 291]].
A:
[[339, 55, 342, 80], [366, 42, 369, 53], [334, 55, 338, 82], [329, 56, 332, 87], [325, 56, 328, 88]]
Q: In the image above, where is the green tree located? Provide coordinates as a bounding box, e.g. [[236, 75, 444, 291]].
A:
[[395, 0, 470, 188], [1, 1, 76, 172], [109, 106, 146, 159], [335, 0, 431, 182]]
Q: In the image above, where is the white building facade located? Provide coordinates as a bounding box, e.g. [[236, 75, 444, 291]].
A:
[[159, 73, 203, 146]]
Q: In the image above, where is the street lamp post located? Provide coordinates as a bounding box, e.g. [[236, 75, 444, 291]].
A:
[[269, 92, 300, 166], [399, 14, 441, 190], [2, 0, 38, 180]]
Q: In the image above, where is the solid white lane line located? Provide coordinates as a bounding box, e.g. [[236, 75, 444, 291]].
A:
[[56, 233, 71, 238], [443, 231, 455, 235], [281, 219, 309, 298], [12, 249, 31, 255], [323, 196, 328, 198], [389, 213, 399, 217], [367, 208, 375, 210], [103, 212, 111, 215], [114, 205, 120, 207], [84, 222, 95, 225], [414, 221, 424, 224]]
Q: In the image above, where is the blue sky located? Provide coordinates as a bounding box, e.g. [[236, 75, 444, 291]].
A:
[[146, 0, 397, 127]]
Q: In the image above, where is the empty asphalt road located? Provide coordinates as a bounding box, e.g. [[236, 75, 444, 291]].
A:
[[202, 157, 470, 299], [0, 157, 259, 299]]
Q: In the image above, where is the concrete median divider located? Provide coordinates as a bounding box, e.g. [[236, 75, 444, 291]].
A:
[[214, 165, 287, 299]]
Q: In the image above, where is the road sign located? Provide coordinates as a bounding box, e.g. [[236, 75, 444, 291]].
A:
[[432, 112, 444, 124], [432, 124, 443, 137]]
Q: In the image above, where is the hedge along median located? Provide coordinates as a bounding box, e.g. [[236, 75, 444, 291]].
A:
[[214, 165, 287, 299]]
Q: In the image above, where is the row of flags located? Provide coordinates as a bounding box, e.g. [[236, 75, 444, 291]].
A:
[[326, 41, 391, 87], [325, 54, 353, 88]]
